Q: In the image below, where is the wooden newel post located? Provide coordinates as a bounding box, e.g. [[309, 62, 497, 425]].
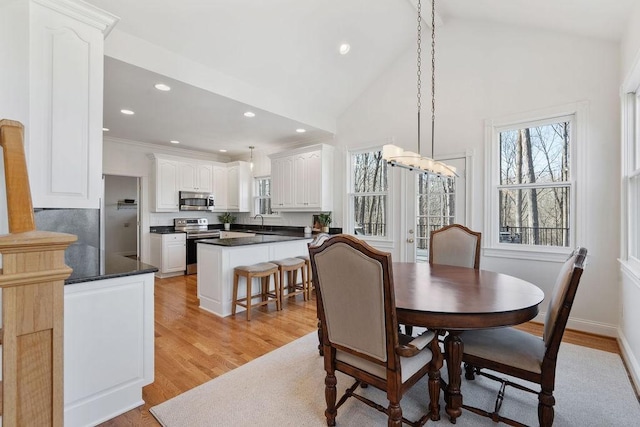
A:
[[1, 119, 77, 426]]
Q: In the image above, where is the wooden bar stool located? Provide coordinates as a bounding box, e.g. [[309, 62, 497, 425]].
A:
[[232, 262, 281, 320], [296, 255, 312, 300], [272, 257, 307, 304]]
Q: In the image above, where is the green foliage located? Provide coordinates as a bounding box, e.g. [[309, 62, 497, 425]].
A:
[[317, 212, 332, 226], [218, 212, 236, 224]]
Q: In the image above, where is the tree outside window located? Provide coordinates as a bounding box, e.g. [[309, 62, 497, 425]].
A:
[[254, 177, 273, 215], [497, 118, 572, 247], [417, 173, 455, 260], [350, 150, 388, 237]]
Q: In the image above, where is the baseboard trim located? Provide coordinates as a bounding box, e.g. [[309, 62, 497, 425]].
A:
[[618, 329, 640, 396], [532, 313, 618, 337]]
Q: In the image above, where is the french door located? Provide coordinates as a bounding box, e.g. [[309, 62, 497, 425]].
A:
[[401, 156, 468, 262]]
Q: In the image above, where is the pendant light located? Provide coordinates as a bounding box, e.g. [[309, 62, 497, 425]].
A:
[[382, 0, 456, 177], [249, 146, 255, 170]]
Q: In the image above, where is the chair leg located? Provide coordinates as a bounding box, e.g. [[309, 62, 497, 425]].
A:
[[464, 363, 476, 380], [538, 389, 555, 427], [387, 401, 402, 427], [274, 272, 282, 311], [404, 325, 414, 336], [302, 265, 308, 301], [245, 275, 252, 321], [232, 272, 239, 316], [325, 371, 337, 426]]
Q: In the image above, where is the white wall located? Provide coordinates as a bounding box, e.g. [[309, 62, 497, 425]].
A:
[[618, 3, 640, 394], [336, 19, 621, 336]]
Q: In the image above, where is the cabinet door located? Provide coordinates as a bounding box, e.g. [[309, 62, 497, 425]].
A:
[[197, 163, 213, 192], [157, 160, 179, 211], [163, 235, 186, 272], [271, 158, 284, 208], [292, 153, 307, 208], [281, 156, 295, 208], [227, 166, 239, 209], [305, 150, 323, 208], [213, 166, 228, 210], [178, 161, 198, 191]]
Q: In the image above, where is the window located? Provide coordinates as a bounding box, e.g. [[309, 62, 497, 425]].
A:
[[628, 92, 640, 265], [486, 106, 581, 257], [349, 149, 388, 238], [416, 173, 455, 261], [254, 177, 273, 215]]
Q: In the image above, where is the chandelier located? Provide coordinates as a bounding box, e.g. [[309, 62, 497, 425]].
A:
[[382, 0, 456, 177]]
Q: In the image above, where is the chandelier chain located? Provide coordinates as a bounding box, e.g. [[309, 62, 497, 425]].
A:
[[416, 0, 422, 155]]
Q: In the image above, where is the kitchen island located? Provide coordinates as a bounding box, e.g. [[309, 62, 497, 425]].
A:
[[63, 244, 157, 427], [197, 234, 312, 317]]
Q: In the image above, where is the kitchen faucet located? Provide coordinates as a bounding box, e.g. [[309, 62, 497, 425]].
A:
[[254, 214, 264, 229]]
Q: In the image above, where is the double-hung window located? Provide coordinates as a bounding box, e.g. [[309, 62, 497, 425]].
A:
[[486, 104, 584, 258], [348, 149, 389, 238], [254, 176, 273, 215], [627, 92, 640, 268]]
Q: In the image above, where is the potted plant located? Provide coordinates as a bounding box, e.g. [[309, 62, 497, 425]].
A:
[[317, 212, 331, 233], [218, 212, 236, 231]]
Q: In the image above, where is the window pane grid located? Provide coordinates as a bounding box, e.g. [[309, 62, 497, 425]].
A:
[[350, 150, 388, 237], [417, 173, 455, 257], [496, 118, 572, 248]]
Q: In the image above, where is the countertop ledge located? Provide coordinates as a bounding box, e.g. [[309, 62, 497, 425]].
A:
[[198, 234, 311, 247]]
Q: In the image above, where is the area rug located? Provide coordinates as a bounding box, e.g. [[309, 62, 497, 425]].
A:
[[150, 332, 640, 426]]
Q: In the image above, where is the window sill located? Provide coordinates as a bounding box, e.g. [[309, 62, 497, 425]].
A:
[[483, 246, 572, 262], [619, 258, 640, 283]]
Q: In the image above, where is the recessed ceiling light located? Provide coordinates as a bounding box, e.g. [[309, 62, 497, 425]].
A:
[[296, 128, 306, 133], [170, 140, 180, 144], [154, 83, 171, 91], [120, 109, 135, 115], [219, 149, 228, 153], [102, 127, 109, 132], [339, 43, 351, 55], [244, 111, 256, 118]]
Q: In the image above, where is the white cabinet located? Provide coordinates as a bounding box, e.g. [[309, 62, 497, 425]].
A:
[[227, 161, 251, 212], [150, 233, 186, 278], [212, 165, 228, 210], [178, 161, 213, 192], [150, 156, 179, 212], [27, 0, 118, 208], [64, 272, 154, 427], [270, 144, 334, 211], [271, 156, 294, 209]]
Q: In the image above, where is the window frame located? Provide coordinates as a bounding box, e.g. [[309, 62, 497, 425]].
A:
[[623, 92, 640, 273], [484, 102, 587, 262], [252, 175, 278, 217], [347, 146, 392, 242]]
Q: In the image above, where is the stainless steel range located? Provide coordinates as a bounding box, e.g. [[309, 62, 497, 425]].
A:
[[174, 218, 220, 275]]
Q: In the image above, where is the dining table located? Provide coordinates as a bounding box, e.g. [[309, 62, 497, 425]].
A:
[[392, 262, 545, 423]]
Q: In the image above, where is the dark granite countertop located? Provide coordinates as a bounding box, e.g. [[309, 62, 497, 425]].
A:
[[198, 234, 311, 247], [64, 243, 158, 285]]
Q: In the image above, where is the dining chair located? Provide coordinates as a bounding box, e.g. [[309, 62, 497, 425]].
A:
[[405, 223, 482, 336], [309, 234, 442, 426], [429, 223, 482, 269], [460, 247, 587, 427]]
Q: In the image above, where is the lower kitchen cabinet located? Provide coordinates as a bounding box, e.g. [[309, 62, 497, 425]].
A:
[[150, 233, 186, 277]]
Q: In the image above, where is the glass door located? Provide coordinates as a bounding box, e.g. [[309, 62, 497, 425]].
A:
[[403, 157, 467, 262]]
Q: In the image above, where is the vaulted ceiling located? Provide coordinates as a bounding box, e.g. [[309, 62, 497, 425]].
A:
[[85, 0, 637, 156]]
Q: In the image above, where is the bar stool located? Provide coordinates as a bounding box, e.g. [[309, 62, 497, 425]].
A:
[[232, 262, 281, 321], [296, 255, 312, 300], [271, 257, 307, 304]]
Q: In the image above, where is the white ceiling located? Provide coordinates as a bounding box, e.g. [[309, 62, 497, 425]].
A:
[[87, 0, 637, 157]]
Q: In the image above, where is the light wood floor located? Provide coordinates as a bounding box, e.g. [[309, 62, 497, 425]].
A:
[[101, 274, 621, 426]]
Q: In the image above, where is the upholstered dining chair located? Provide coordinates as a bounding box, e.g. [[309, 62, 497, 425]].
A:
[[460, 247, 587, 427], [309, 234, 442, 426], [429, 223, 482, 269], [302, 233, 331, 356], [405, 223, 482, 336]]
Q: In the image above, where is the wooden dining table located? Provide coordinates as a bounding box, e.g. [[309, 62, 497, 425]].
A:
[[392, 262, 545, 423]]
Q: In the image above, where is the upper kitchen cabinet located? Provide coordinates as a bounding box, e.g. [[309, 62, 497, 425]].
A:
[[28, 0, 118, 208], [212, 166, 228, 211], [226, 161, 251, 212], [178, 160, 213, 193], [270, 144, 334, 211], [149, 154, 179, 212]]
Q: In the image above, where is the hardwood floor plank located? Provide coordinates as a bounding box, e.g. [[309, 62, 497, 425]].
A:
[[100, 274, 620, 426]]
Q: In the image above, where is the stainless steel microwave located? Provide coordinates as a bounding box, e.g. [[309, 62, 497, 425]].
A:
[[179, 191, 215, 211]]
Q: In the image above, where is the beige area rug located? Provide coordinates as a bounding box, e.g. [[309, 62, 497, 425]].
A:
[[150, 332, 640, 426]]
